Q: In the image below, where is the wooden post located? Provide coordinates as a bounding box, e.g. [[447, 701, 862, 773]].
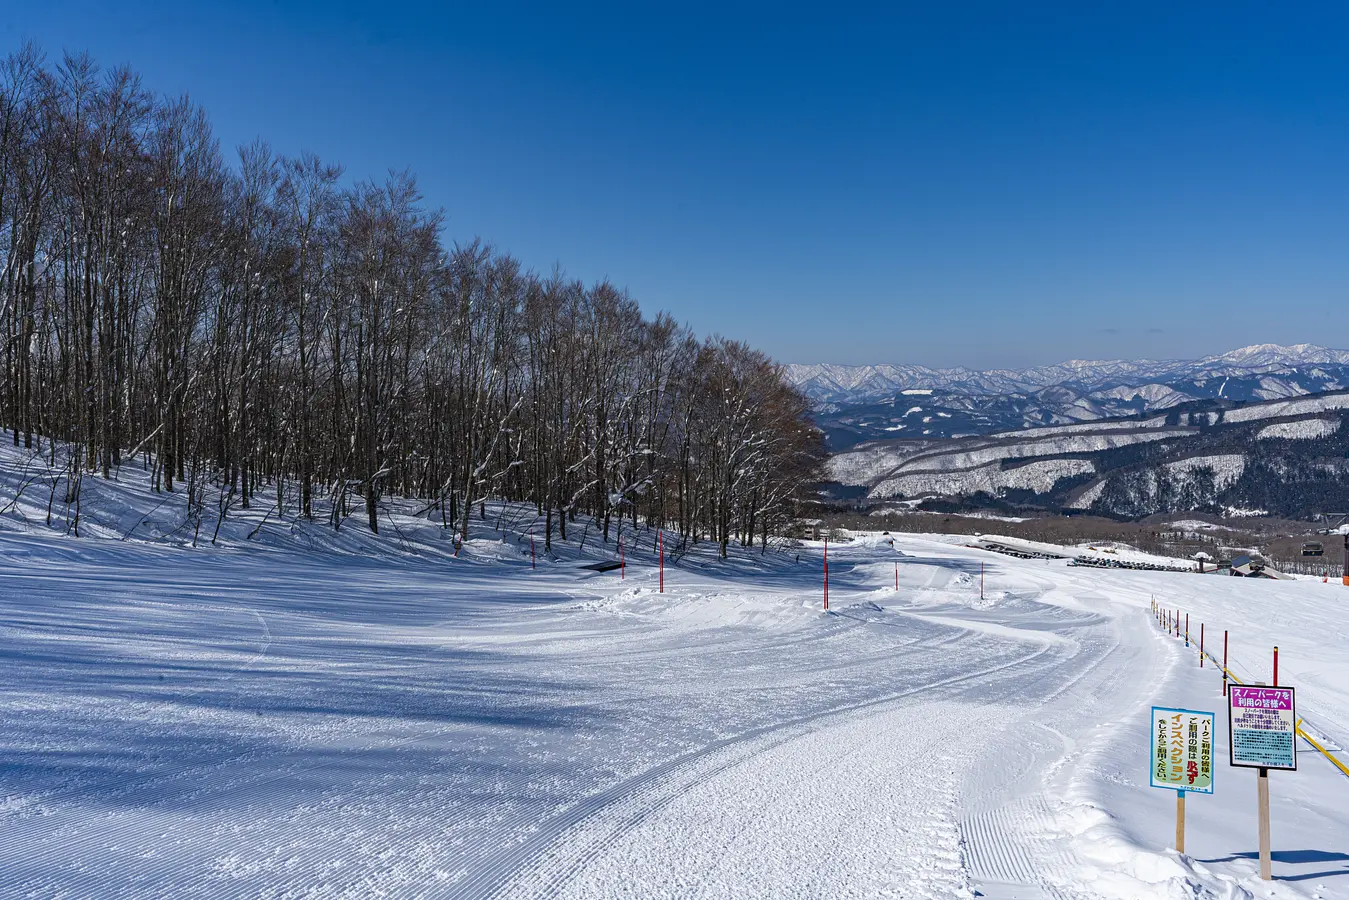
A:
[[1258, 767, 1271, 880], [620, 538, 624, 580], [659, 531, 664, 593], [1176, 790, 1186, 854], [531, 535, 535, 570]]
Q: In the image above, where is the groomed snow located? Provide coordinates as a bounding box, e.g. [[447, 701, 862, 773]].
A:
[[2, 456, 1348, 897]]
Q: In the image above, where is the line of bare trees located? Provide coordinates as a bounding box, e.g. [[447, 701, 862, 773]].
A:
[[0, 45, 824, 554]]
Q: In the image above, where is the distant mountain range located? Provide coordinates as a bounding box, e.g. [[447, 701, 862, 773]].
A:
[[826, 389, 1349, 520], [787, 344, 1349, 448]]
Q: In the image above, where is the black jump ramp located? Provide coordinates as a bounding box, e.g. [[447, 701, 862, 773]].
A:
[[579, 561, 625, 572]]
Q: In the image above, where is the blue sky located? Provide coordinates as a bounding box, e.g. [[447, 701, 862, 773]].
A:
[[7, 2, 1349, 367]]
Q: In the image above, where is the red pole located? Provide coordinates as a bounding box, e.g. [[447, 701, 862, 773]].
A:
[[895, 562, 898, 591], [659, 532, 664, 593], [1273, 645, 1279, 687], [824, 537, 830, 611], [1185, 613, 1189, 647], [1200, 623, 1204, 667], [1223, 630, 1229, 696]]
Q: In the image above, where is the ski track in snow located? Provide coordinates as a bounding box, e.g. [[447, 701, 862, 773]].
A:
[[1, 522, 1348, 898]]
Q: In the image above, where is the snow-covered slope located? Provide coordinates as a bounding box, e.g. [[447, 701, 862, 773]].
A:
[[1258, 417, 1342, 440], [4, 493, 1349, 898]]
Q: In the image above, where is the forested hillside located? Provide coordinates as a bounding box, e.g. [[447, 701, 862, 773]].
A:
[[827, 391, 1349, 519], [0, 44, 823, 555]]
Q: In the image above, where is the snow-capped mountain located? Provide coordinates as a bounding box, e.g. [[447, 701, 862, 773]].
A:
[[791, 343, 1349, 447], [788, 343, 1349, 403], [827, 388, 1349, 519]]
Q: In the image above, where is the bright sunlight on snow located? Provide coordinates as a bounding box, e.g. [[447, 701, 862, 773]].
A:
[[1, 437, 1347, 899]]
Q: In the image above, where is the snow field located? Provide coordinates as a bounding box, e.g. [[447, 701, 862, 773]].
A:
[[1, 496, 1348, 897]]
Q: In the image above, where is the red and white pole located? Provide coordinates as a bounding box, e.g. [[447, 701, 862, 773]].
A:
[[1223, 630, 1229, 696], [659, 532, 664, 593], [823, 537, 830, 611]]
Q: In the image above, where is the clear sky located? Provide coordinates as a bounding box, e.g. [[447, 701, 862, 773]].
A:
[[6, 2, 1349, 368]]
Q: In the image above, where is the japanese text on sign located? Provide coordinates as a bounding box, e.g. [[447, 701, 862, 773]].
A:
[[1150, 706, 1215, 794], [1229, 686, 1297, 770]]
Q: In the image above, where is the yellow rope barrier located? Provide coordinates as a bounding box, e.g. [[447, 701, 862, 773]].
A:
[[1297, 719, 1349, 780], [1190, 624, 1349, 781]]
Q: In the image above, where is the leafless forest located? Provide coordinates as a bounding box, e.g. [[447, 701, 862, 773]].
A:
[[0, 45, 824, 553]]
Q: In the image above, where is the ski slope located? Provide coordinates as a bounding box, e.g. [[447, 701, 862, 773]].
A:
[[1, 505, 1348, 897]]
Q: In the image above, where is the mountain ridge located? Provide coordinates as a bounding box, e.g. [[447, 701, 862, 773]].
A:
[[788, 343, 1349, 404], [790, 343, 1349, 448], [825, 386, 1349, 519]]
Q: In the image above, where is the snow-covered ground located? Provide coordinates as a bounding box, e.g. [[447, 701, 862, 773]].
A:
[[2, 460, 1348, 897]]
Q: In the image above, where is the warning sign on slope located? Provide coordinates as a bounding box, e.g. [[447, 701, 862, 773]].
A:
[[1150, 706, 1215, 794], [1229, 685, 1297, 770]]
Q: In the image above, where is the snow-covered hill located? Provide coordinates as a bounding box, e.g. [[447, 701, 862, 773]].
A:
[[793, 344, 1349, 446], [828, 388, 1349, 518]]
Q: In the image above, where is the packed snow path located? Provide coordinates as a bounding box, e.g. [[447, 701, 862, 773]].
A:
[[2, 527, 1348, 898]]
